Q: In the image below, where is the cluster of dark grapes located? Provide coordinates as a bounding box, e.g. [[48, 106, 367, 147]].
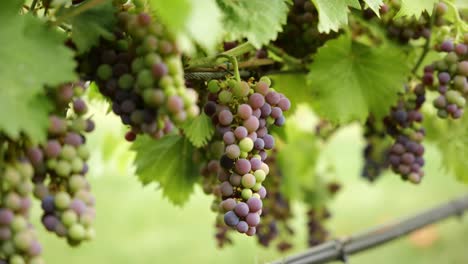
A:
[[363, 1, 447, 44], [203, 77, 290, 235], [306, 182, 340, 247], [79, 7, 199, 141], [25, 82, 96, 246], [0, 160, 44, 264], [255, 153, 294, 252], [274, 0, 339, 58], [423, 38, 468, 119], [383, 85, 426, 184], [361, 116, 392, 181]]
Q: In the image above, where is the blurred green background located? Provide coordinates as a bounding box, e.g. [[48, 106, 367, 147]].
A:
[[31, 102, 468, 264]]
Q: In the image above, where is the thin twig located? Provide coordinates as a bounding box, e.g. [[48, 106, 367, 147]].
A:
[[185, 42, 256, 70], [411, 14, 434, 74], [266, 44, 304, 69], [52, 0, 105, 26]]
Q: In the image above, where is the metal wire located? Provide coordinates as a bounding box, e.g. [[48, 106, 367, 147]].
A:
[[184, 70, 253, 80], [272, 194, 468, 264]]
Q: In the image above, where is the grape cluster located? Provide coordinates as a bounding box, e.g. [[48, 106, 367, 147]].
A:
[[26, 82, 96, 246], [203, 77, 290, 235], [361, 116, 391, 181], [80, 8, 199, 141], [384, 85, 426, 183], [274, 0, 339, 58], [363, 1, 447, 44], [306, 208, 330, 247], [423, 39, 468, 119], [0, 160, 44, 264]]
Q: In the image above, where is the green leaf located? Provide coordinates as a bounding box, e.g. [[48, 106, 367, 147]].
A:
[[148, 0, 222, 51], [424, 114, 468, 183], [65, 1, 116, 53], [132, 135, 199, 206], [307, 34, 409, 124], [182, 113, 215, 148], [268, 73, 314, 114], [311, 0, 350, 33], [395, 0, 437, 19], [0, 3, 76, 141], [216, 0, 289, 48], [361, 0, 384, 16], [277, 123, 319, 200]]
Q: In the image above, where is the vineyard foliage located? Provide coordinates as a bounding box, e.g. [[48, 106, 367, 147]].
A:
[[0, 0, 468, 262]]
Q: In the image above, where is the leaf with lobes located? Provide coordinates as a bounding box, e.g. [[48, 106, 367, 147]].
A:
[[0, 0, 76, 142], [182, 113, 215, 148], [132, 135, 200, 206]]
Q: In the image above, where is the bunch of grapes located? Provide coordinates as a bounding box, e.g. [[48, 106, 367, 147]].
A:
[[256, 153, 294, 252], [361, 116, 392, 181], [384, 85, 426, 183], [0, 160, 44, 264], [363, 1, 447, 44], [274, 0, 339, 58], [25, 82, 96, 246], [79, 7, 199, 141], [423, 39, 468, 119], [203, 76, 290, 235], [306, 182, 340, 247]]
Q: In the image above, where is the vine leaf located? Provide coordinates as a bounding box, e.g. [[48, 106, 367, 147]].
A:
[[64, 0, 116, 53], [0, 1, 76, 142], [132, 135, 200, 206], [277, 124, 319, 200], [425, 115, 468, 183], [395, 0, 437, 19], [362, 0, 384, 16], [216, 0, 289, 48], [148, 0, 223, 51], [182, 113, 215, 148], [307, 34, 409, 124], [312, 0, 353, 33]]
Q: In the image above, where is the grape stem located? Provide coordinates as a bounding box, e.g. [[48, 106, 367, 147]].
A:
[[266, 44, 304, 69], [216, 54, 241, 82], [185, 42, 256, 69], [52, 0, 106, 26], [411, 7, 437, 75], [30, 0, 38, 14], [443, 0, 468, 41]]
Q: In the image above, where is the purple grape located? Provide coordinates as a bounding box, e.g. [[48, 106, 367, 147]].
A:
[[263, 134, 275, 150], [27, 147, 44, 166], [440, 40, 454, 52], [243, 116, 259, 132], [220, 182, 234, 196], [0, 227, 11, 241], [70, 199, 87, 215], [223, 131, 236, 145], [237, 104, 252, 120], [235, 159, 251, 175], [44, 140, 61, 158], [234, 126, 248, 139], [151, 62, 168, 78], [266, 92, 281, 105], [204, 101, 217, 116], [221, 198, 237, 212], [167, 96, 184, 113], [85, 119, 95, 132], [42, 215, 59, 231], [28, 241, 42, 256], [73, 99, 88, 115], [260, 103, 272, 117], [219, 110, 233, 126], [224, 211, 239, 227], [41, 196, 55, 213], [0, 209, 14, 225], [278, 98, 291, 111], [246, 227, 256, 236], [438, 72, 451, 85], [236, 221, 249, 233], [229, 174, 242, 186], [275, 116, 286, 126], [247, 197, 262, 212], [234, 202, 249, 217], [225, 144, 241, 159], [250, 158, 262, 171], [257, 187, 267, 199], [64, 133, 83, 147], [220, 155, 234, 170], [246, 213, 260, 227], [249, 93, 265, 109]]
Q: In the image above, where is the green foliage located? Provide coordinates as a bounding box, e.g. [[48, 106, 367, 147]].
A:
[[148, 0, 222, 51], [216, 0, 289, 48], [425, 114, 468, 183], [0, 1, 76, 142], [277, 123, 319, 200], [65, 1, 116, 53], [307, 34, 409, 124], [182, 113, 215, 148], [395, 0, 438, 19], [132, 135, 200, 206]]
